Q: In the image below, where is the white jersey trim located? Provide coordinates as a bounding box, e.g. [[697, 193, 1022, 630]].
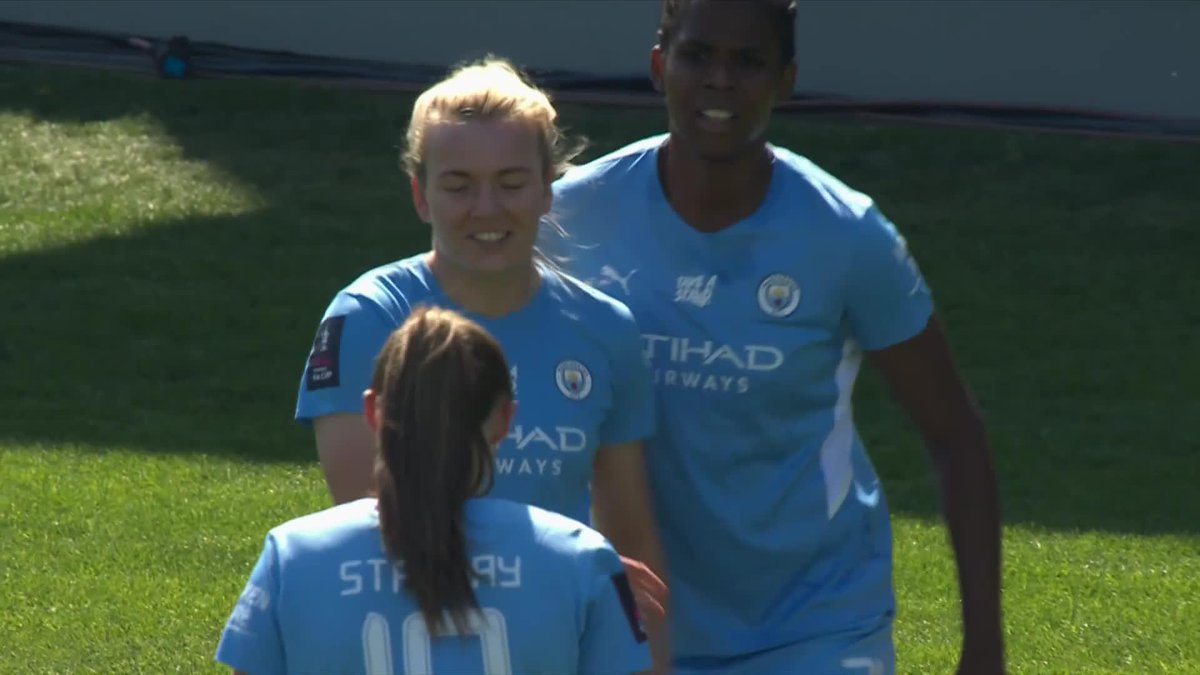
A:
[[821, 338, 863, 519]]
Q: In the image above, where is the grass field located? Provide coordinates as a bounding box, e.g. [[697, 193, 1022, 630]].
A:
[[1, 63, 1197, 674]]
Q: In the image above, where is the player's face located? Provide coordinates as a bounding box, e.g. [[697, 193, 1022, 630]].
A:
[[414, 118, 552, 277], [652, 0, 796, 161]]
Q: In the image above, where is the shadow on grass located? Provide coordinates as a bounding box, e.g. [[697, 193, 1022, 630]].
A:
[[0, 64, 425, 463], [2, 64, 1197, 536]]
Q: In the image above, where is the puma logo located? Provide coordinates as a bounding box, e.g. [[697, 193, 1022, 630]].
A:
[[593, 265, 637, 295]]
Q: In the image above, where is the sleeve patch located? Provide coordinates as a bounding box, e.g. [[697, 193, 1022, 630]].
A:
[[305, 315, 346, 391], [611, 572, 648, 644]]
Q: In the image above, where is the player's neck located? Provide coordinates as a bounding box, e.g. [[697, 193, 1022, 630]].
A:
[[659, 137, 774, 233], [426, 252, 540, 318]]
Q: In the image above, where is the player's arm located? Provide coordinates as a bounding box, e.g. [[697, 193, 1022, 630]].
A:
[[215, 536, 287, 675], [579, 548, 656, 675], [314, 412, 377, 505], [591, 304, 665, 580], [867, 317, 1005, 673], [846, 205, 1004, 673], [297, 293, 398, 505], [591, 299, 670, 671], [591, 441, 666, 580], [592, 441, 670, 674]]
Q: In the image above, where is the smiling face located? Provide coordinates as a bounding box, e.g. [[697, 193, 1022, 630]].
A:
[[652, 0, 797, 162], [411, 118, 552, 277]]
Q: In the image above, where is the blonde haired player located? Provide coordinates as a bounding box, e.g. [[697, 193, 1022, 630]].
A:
[[295, 58, 670, 671]]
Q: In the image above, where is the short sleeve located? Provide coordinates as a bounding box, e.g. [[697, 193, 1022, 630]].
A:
[[215, 534, 287, 675], [844, 207, 935, 351], [295, 292, 397, 422], [598, 304, 656, 446], [543, 168, 610, 272], [578, 546, 652, 675]]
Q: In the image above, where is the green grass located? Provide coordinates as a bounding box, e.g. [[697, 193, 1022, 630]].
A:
[[1, 63, 1198, 674]]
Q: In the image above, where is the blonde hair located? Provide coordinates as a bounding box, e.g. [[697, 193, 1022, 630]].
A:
[[403, 56, 583, 183]]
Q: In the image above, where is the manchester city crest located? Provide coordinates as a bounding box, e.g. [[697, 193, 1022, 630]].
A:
[[555, 360, 593, 400], [757, 273, 801, 318]]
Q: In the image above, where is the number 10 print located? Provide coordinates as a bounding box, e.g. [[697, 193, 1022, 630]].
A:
[[362, 608, 513, 675]]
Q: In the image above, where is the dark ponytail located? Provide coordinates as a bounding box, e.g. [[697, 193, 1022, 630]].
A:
[[370, 306, 512, 635]]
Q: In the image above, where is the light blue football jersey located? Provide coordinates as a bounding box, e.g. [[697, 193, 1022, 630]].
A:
[[215, 498, 652, 675], [548, 134, 934, 671], [295, 254, 655, 525]]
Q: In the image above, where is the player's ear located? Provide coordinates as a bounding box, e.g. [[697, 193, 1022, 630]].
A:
[[363, 389, 381, 432], [410, 176, 432, 224], [650, 45, 665, 93], [502, 398, 516, 436], [484, 398, 516, 447]]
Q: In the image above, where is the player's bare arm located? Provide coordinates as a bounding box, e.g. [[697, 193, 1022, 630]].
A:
[[867, 315, 1006, 675], [591, 440, 672, 674], [591, 441, 667, 577], [314, 412, 376, 504]]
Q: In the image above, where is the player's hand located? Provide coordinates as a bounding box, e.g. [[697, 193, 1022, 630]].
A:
[[620, 556, 671, 675], [619, 555, 668, 619]]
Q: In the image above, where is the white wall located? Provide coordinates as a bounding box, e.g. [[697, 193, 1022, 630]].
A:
[[4, 0, 1197, 121]]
